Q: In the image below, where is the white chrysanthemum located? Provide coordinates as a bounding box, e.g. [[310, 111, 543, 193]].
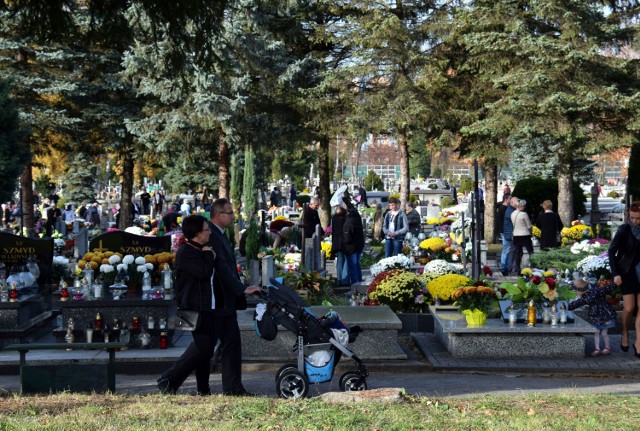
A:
[[146, 263, 154, 270], [423, 259, 455, 277], [137, 265, 148, 273], [100, 264, 115, 273], [108, 255, 121, 265], [576, 254, 610, 277], [54, 238, 65, 247], [135, 257, 146, 265], [370, 255, 413, 278], [53, 256, 70, 266], [117, 263, 127, 272], [122, 255, 135, 265]]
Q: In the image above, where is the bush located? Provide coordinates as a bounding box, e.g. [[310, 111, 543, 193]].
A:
[[440, 196, 453, 208], [459, 176, 474, 195], [364, 171, 384, 191], [607, 191, 619, 198], [511, 177, 586, 221]]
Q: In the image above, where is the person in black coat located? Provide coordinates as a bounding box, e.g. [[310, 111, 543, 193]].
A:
[[535, 200, 563, 250], [342, 194, 365, 284], [404, 202, 421, 236], [608, 202, 640, 354], [330, 206, 349, 286], [45, 202, 61, 237], [206, 198, 261, 395], [303, 197, 322, 239], [157, 215, 218, 395]]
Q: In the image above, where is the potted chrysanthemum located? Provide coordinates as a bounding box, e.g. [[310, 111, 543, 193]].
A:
[[450, 284, 496, 327]]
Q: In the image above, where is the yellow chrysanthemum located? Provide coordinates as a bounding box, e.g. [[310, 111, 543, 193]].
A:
[[427, 274, 471, 301], [532, 226, 541, 238], [273, 215, 287, 221], [77, 260, 86, 269], [321, 242, 332, 259], [419, 237, 446, 251]]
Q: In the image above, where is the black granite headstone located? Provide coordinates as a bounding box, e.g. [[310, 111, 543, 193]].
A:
[[0, 232, 54, 285], [88, 231, 171, 255]]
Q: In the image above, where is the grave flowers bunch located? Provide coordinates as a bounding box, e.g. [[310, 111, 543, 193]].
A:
[[367, 269, 424, 312], [369, 255, 413, 278], [426, 274, 471, 302], [450, 282, 496, 314], [500, 268, 575, 303], [560, 222, 594, 246], [575, 252, 611, 280]]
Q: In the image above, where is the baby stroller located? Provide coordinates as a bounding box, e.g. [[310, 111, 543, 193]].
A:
[[254, 277, 369, 399]]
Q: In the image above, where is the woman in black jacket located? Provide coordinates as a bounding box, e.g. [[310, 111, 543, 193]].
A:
[[343, 195, 365, 284], [331, 206, 350, 286], [609, 202, 640, 355], [157, 215, 217, 395]]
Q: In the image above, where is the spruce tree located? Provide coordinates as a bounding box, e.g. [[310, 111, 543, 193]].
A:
[[0, 80, 30, 203], [63, 152, 98, 204]]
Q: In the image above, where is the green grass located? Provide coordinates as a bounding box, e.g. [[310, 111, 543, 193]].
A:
[[1, 393, 639, 430]]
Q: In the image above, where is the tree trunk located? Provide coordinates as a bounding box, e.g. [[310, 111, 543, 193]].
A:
[[20, 162, 35, 237], [398, 127, 410, 204], [118, 150, 134, 230], [557, 160, 574, 226], [317, 137, 331, 229], [218, 136, 230, 199], [483, 163, 497, 244], [626, 139, 640, 204]]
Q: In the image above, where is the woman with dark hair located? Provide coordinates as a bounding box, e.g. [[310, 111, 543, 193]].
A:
[[331, 206, 350, 286], [158, 214, 217, 395], [609, 202, 640, 355]]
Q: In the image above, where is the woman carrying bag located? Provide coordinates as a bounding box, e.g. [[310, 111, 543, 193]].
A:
[[157, 214, 217, 395], [609, 202, 640, 356]]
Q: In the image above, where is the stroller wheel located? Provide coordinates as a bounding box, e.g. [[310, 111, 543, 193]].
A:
[[275, 364, 297, 383], [339, 372, 368, 392], [276, 369, 309, 399]]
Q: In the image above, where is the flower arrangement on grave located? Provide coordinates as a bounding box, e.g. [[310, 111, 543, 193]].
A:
[[77, 251, 175, 286], [321, 241, 332, 259], [422, 259, 464, 286], [575, 253, 611, 280], [450, 282, 496, 314], [569, 239, 608, 255], [426, 274, 471, 302], [499, 268, 575, 303], [369, 255, 413, 278], [277, 252, 302, 272], [419, 237, 446, 252], [366, 269, 426, 313], [560, 222, 594, 246], [532, 225, 541, 239], [51, 256, 72, 285]]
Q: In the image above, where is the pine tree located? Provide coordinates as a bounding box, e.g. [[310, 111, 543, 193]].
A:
[[0, 80, 30, 203], [63, 152, 98, 204], [444, 0, 640, 225]]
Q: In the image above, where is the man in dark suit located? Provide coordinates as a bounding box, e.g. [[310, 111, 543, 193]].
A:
[[207, 198, 261, 396], [302, 197, 322, 238]]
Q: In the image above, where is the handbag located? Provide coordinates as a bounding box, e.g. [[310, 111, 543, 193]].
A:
[[174, 309, 200, 331], [613, 225, 639, 275]]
